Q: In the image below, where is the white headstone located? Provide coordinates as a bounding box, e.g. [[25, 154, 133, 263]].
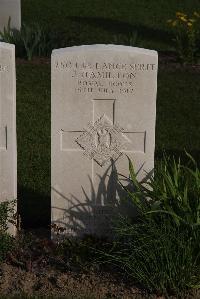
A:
[[0, 42, 17, 234], [51, 45, 158, 237], [0, 0, 21, 32]]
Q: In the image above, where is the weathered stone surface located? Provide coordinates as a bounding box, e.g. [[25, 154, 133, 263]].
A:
[[0, 42, 17, 234], [0, 0, 21, 32], [51, 45, 158, 237]]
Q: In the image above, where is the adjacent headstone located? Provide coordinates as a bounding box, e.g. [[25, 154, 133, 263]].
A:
[[0, 42, 17, 234], [0, 0, 21, 32], [51, 45, 158, 237]]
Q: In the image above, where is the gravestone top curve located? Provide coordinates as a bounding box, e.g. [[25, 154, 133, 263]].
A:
[[52, 44, 157, 56]]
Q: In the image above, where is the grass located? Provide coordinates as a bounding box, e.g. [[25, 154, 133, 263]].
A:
[[104, 218, 200, 296], [21, 0, 200, 51], [156, 68, 200, 161], [98, 156, 200, 297]]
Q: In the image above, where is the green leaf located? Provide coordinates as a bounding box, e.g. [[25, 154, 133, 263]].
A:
[[127, 156, 140, 191]]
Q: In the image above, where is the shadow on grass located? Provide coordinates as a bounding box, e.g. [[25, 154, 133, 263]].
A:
[[67, 16, 173, 45], [17, 185, 51, 237], [155, 149, 200, 166]]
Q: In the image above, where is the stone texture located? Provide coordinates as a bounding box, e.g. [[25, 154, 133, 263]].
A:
[[0, 42, 17, 234], [0, 0, 21, 32], [75, 114, 129, 167], [51, 45, 158, 237]]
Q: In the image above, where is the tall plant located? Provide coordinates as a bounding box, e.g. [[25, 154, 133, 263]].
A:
[[0, 17, 53, 60], [121, 153, 200, 229], [100, 153, 200, 296], [167, 12, 200, 64]]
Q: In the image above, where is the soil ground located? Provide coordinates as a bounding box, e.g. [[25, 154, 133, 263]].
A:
[[0, 261, 199, 299], [0, 262, 143, 298]]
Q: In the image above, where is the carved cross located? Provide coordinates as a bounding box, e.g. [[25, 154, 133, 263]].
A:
[[61, 99, 146, 168]]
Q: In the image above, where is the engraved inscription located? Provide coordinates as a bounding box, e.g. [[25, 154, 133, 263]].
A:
[[75, 114, 130, 166], [54, 60, 157, 95], [55, 61, 156, 71]]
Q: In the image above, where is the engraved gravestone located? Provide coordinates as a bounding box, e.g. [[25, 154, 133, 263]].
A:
[[0, 0, 21, 32], [51, 45, 158, 237], [0, 42, 17, 234]]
